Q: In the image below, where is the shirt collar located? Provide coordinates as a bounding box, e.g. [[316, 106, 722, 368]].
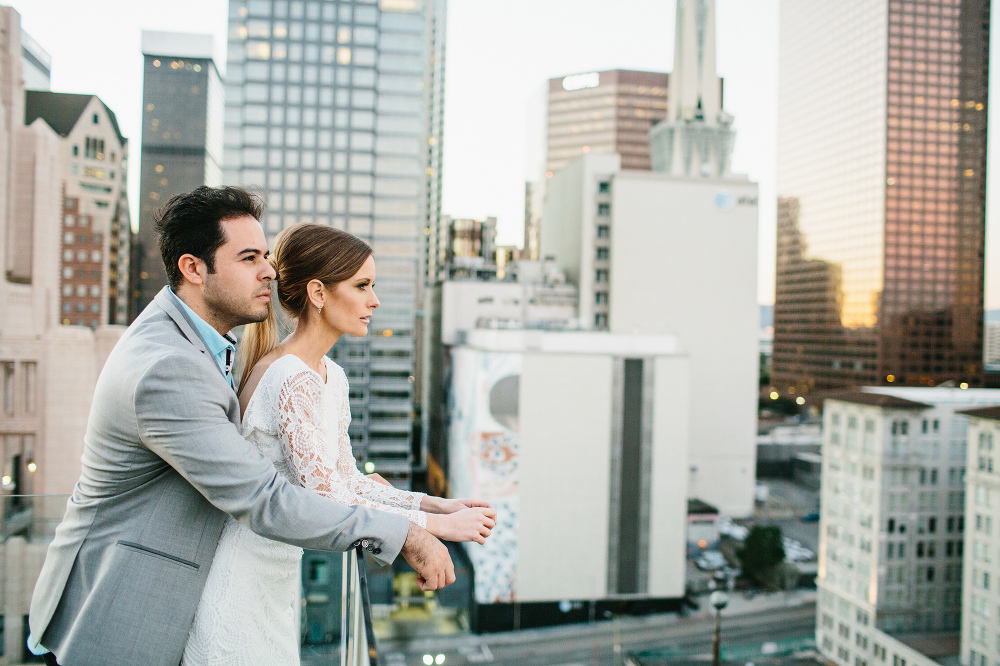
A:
[[167, 287, 236, 362]]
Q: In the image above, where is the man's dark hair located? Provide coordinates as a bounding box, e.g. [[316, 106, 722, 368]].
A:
[[155, 186, 265, 289]]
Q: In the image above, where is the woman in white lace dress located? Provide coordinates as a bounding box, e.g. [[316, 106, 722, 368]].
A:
[[182, 224, 496, 665]]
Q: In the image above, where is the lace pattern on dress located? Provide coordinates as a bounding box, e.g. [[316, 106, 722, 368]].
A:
[[276, 357, 426, 527]]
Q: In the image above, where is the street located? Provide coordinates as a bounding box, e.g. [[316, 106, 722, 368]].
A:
[[303, 600, 816, 666]]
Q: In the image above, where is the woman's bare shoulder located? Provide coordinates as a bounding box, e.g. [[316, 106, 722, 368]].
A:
[[239, 349, 287, 408]]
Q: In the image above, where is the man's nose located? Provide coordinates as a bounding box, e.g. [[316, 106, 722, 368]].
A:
[[262, 261, 276, 281]]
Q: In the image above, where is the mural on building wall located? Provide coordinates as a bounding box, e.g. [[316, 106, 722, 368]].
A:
[[448, 348, 521, 603]]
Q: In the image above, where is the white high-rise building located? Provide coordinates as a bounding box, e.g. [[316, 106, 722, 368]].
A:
[[539, 0, 758, 517], [957, 406, 1000, 666], [21, 29, 51, 91], [817, 387, 1000, 666], [447, 328, 690, 628], [983, 321, 1000, 368]]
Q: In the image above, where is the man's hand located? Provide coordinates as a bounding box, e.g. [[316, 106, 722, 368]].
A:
[[401, 521, 455, 591]]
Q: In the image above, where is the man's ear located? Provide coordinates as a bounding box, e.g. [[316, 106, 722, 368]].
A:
[[177, 254, 207, 286]]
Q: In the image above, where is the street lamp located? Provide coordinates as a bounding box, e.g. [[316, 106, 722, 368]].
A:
[[710, 590, 729, 666]]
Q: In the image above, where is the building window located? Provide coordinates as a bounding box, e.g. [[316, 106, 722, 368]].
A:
[[595, 269, 608, 283], [2, 362, 14, 416], [597, 225, 610, 238], [597, 203, 610, 216], [22, 362, 37, 415], [92, 113, 99, 124], [598, 181, 610, 193]]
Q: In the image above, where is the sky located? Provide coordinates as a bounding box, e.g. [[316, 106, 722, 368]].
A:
[[16, 0, 1000, 307]]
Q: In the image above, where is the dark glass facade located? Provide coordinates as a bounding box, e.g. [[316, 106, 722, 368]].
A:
[[132, 52, 223, 319], [774, 0, 989, 394]]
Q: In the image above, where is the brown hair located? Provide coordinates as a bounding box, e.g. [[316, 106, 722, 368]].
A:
[[236, 223, 372, 395]]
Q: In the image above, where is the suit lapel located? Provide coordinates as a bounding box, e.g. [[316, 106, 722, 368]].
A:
[[152, 287, 241, 420], [152, 287, 212, 358]]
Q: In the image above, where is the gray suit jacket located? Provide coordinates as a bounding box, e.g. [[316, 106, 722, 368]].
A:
[[29, 287, 409, 665]]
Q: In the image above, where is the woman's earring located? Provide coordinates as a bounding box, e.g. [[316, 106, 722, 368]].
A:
[[318, 305, 323, 315]]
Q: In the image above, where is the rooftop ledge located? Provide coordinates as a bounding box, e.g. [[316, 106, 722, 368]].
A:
[[454, 328, 681, 356]]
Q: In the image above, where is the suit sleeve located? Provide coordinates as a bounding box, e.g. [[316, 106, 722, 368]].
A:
[[133, 352, 407, 564]]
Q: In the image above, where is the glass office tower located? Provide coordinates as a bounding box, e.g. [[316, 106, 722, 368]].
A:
[[774, 0, 989, 394], [545, 69, 670, 174], [224, 0, 445, 482], [132, 32, 224, 319]]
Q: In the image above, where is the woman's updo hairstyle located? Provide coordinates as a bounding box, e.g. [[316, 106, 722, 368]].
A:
[[237, 223, 372, 394]]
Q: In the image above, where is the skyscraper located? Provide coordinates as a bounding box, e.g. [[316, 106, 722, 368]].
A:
[[132, 31, 223, 319], [523, 69, 670, 261], [546, 69, 669, 175], [21, 29, 51, 90], [773, 0, 990, 395], [538, 0, 759, 516], [224, 0, 446, 483]]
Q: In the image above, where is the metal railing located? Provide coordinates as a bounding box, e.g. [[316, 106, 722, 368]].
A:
[[341, 546, 380, 666]]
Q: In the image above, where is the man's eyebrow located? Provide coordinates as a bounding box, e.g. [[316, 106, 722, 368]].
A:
[[237, 248, 263, 257]]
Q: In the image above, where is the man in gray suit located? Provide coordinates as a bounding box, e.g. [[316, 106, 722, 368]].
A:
[[28, 186, 453, 665]]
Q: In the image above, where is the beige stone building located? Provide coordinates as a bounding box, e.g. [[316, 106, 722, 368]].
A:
[[0, 8, 126, 662], [24, 90, 131, 328]]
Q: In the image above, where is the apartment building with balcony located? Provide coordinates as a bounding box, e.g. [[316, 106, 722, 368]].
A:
[[817, 387, 1000, 666]]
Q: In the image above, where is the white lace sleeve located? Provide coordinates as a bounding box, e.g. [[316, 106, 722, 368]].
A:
[[330, 369, 427, 512], [277, 369, 426, 527]]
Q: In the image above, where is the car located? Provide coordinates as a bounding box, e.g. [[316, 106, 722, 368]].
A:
[[695, 550, 728, 571], [801, 512, 821, 522]]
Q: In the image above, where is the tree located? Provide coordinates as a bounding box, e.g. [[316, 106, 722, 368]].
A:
[[736, 525, 785, 590]]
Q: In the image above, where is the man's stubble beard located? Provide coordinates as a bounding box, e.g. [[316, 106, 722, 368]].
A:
[[203, 274, 271, 331]]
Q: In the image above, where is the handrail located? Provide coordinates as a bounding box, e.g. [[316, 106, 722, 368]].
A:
[[342, 545, 380, 666]]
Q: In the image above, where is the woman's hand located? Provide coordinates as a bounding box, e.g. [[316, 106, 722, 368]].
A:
[[425, 507, 497, 544], [421, 496, 495, 514]]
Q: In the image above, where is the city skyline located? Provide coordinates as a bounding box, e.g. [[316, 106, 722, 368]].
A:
[[18, 0, 783, 296], [17, 0, 1000, 309]]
